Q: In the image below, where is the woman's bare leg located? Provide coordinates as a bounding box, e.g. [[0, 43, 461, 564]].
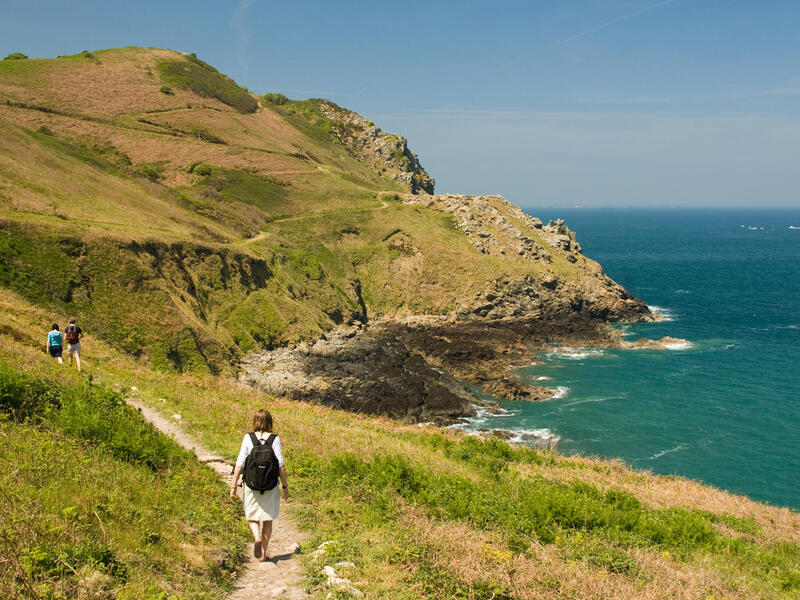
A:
[[247, 520, 262, 558], [260, 520, 273, 561]]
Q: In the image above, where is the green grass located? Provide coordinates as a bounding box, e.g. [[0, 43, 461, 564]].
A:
[[156, 58, 257, 113], [263, 97, 339, 145], [188, 166, 289, 215], [288, 438, 800, 598], [0, 362, 247, 599]]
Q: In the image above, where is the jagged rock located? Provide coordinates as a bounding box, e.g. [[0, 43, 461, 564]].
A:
[[622, 336, 691, 350], [317, 102, 434, 194], [477, 428, 515, 440], [239, 325, 477, 422], [482, 378, 555, 401]]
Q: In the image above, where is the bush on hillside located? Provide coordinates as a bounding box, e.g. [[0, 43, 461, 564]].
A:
[[0, 363, 187, 470], [130, 161, 165, 181], [156, 58, 257, 113], [190, 162, 213, 176], [3, 52, 28, 60], [263, 92, 289, 105], [159, 85, 173, 95]]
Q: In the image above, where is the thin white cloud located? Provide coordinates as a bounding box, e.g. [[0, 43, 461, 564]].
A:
[[230, 0, 256, 83], [548, 0, 677, 48]]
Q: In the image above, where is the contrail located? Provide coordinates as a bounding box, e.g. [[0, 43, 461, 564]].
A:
[[230, 0, 256, 82], [548, 0, 677, 48]]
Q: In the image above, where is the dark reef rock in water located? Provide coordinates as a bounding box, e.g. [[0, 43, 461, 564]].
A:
[[481, 377, 555, 401], [238, 313, 649, 423]]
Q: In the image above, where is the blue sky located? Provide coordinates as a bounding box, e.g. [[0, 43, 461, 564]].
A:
[[2, 0, 799, 207]]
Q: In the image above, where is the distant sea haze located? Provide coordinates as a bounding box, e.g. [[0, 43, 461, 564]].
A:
[[459, 207, 800, 510]]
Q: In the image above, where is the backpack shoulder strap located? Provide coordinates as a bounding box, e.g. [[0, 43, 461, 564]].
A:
[[248, 432, 260, 447], [265, 433, 276, 448]]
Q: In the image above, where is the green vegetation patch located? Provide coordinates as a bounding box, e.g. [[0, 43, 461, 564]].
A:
[[156, 57, 257, 113], [0, 363, 246, 599], [3, 52, 28, 60], [263, 97, 339, 145], [290, 439, 800, 595], [189, 166, 288, 214]]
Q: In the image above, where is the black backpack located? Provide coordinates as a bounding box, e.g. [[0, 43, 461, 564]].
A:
[[243, 433, 279, 493]]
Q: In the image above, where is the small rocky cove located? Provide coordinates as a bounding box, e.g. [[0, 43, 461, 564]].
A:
[[238, 313, 687, 430], [239, 194, 686, 435]]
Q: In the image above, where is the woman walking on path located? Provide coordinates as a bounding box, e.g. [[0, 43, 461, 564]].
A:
[[230, 409, 289, 562], [47, 323, 63, 364]]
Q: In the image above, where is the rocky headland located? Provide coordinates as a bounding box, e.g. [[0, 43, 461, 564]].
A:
[[238, 193, 686, 423]]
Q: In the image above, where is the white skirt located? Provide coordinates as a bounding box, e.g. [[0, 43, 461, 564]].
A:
[[243, 485, 280, 521]]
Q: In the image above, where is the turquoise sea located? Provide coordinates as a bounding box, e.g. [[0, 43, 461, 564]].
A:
[[463, 208, 800, 510]]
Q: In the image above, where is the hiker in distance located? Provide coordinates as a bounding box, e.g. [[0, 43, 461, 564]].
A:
[[47, 323, 63, 364], [230, 408, 289, 562], [64, 318, 83, 372]]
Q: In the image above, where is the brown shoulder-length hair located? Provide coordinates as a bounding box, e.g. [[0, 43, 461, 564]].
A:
[[251, 409, 273, 433]]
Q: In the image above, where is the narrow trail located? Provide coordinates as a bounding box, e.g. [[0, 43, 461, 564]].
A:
[[125, 399, 309, 600]]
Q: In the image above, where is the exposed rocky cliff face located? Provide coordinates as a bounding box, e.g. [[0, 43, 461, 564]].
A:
[[318, 102, 435, 194], [402, 193, 575, 261], [403, 193, 653, 323]]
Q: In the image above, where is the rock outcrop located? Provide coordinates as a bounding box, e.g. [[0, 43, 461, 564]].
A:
[[317, 102, 435, 194], [622, 336, 691, 350], [401, 194, 580, 262], [239, 325, 476, 422], [481, 377, 555, 401]]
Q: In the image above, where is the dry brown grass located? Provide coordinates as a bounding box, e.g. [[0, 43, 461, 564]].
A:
[[397, 508, 751, 600]]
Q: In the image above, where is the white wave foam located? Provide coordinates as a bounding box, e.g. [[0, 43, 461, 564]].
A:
[[473, 404, 510, 418], [649, 443, 688, 460], [507, 428, 561, 446], [562, 396, 611, 408], [548, 348, 605, 360], [550, 386, 569, 399], [675, 289, 692, 294], [533, 375, 552, 381], [648, 305, 675, 321], [664, 341, 693, 350]]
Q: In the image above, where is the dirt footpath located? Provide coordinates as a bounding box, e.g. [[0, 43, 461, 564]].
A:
[[126, 399, 309, 599]]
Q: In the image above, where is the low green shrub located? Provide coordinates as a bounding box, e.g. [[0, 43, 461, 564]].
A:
[[190, 162, 213, 176], [3, 52, 28, 60], [156, 58, 257, 113], [130, 161, 165, 181], [0, 363, 187, 470], [159, 85, 172, 95], [263, 92, 289, 105], [298, 451, 720, 552]]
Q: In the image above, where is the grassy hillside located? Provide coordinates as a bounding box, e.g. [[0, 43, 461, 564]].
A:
[[1, 46, 603, 374], [0, 323, 247, 598], [2, 289, 798, 599]]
